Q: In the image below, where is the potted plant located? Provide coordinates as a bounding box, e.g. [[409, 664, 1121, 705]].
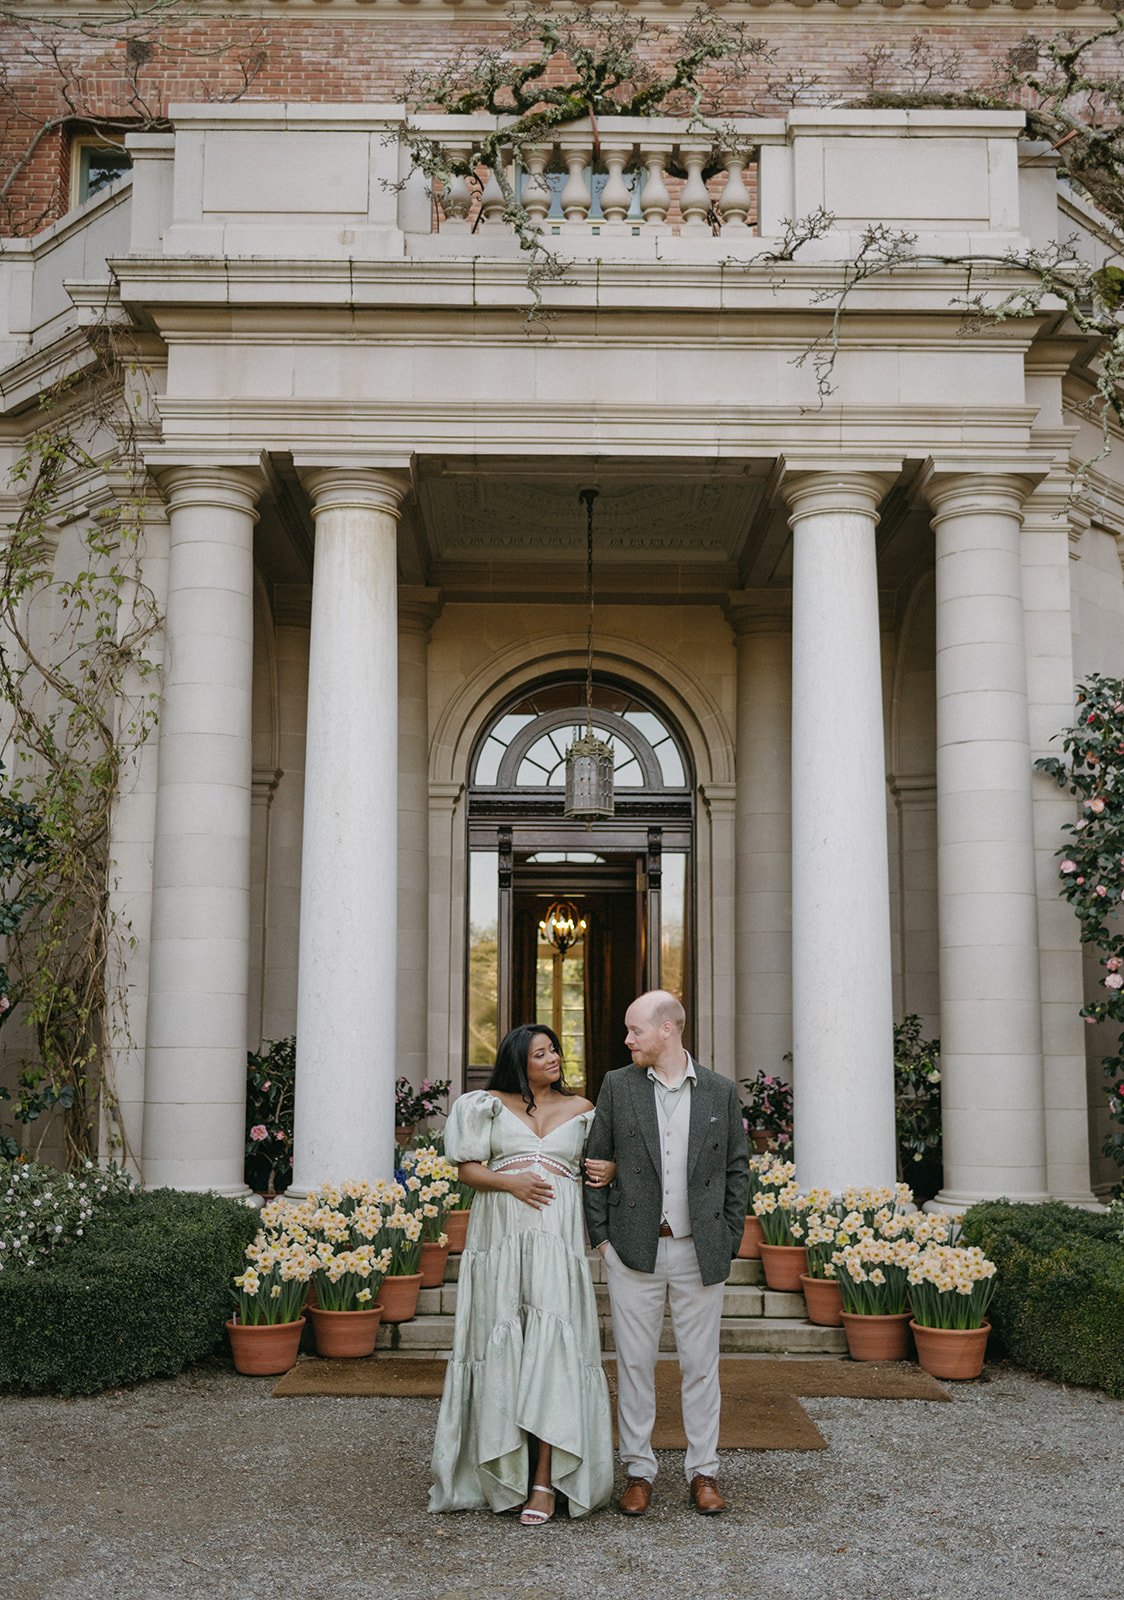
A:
[[303, 1183, 393, 1357], [227, 1223, 314, 1374], [798, 1195, 846, 1326], [752, 1164, 810, 1291], [401, 1145, 459, 1286], [906, 1243, 998, 1379], [832, 1233, 920, 1362], [442, 1164, 476, 1254], [739, 1069, 793, 1156], [738, 1151, 783, 1259], [375, 1185, 425, 1323], [394, 1076, 451, 1148]]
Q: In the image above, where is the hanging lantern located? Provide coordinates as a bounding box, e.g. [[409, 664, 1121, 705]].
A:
[[539, 900, 588, 957], [564, 487, 615, 822]]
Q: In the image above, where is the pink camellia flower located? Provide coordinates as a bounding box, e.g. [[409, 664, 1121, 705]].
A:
[[261, 1080, 271, 1091], [1096, 885, 1109, 898], [1087, 712, 1097, 724], [1087, 797, 1106, 814], [1107, 957, 1123, 972], [1076, 876, 1086, 885], [1060, 860, 1077, 874], [0, 995, 9, 1013], [249, 1124, 268, 1142], [1085, 1016, 1096, 1025], [1105, 974, 1124, 991]]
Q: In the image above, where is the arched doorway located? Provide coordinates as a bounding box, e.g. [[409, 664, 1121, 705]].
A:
[[465, 676, 694, 1098]]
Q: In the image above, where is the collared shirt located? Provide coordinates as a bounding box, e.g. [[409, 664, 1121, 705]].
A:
[[647, 1053, 696, 1238]]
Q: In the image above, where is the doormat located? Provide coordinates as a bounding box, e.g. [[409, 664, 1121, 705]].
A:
[[272, 1356, 948, 1452]]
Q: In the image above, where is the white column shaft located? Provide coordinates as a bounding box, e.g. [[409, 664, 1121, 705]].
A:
[[397, 591, 440, 1087], [787, 474, 897, 1191], [291, 470, 406, 1191], [729, 601, 793, 1079], [143, 468, 259, 1193], [929, 473, 1047, 1204]]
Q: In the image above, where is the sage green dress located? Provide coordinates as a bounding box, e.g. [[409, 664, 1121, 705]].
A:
[[428, 1091, 614, 1517]]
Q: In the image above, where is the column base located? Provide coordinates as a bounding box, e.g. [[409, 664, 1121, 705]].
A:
[[925, 1186, 1051, 1213]]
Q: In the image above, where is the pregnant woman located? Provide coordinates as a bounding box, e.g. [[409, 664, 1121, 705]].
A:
[[428, 1023, 614, 1524]]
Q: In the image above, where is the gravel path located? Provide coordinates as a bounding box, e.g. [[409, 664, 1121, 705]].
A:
[[4, 1359, 1121, 1600]]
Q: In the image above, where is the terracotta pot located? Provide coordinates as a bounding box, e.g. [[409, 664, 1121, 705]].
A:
[[394, 1123, 415, 1148], [759, 1242, 808, 1292], [308, 1305, 382, 1359], [226, 1317, 305, 1376], [840, 1310, 913, 1362], [800, 1273, 843, 1327], [750, 1130, 772, 1153], [444, 1209, 471, 1254], [375, 1272, 423, 1324], [737, 1214, 764, 1260], [419, 1239, 451, 1288], [910, 1320, 990, 1380]]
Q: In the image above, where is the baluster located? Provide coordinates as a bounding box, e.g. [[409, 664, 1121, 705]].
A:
[[479, 165, 508, 229], [599, 141, 634, 228], [521, 143, 553, 228], [678, 139, 712, 232], [559, 137, 593, 225], [717, 150, 752, 232], [438, 139, 474, 232], [639, 146, 671, 231]]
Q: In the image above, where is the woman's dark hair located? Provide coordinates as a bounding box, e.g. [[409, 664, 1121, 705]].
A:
[[487, 1023, 572, 1112]]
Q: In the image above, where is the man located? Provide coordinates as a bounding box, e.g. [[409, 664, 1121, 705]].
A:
[[584, 989, 749, 1516]]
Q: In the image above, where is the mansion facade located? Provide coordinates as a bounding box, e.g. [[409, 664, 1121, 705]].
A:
[[1, 3, 1122, 1209]]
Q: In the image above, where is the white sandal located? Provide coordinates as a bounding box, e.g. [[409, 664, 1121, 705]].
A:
[[519, 1484, 556, 1526]]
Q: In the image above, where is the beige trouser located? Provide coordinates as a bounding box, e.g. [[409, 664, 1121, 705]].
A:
[[603, 1234, 726, 1484]]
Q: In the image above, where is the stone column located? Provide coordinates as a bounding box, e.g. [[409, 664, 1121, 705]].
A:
[[290, 469, 407, 1193], [784, 472, 897, 1192], [725, 592, 793, 1082], [397, 588, 442, 1089], [925, 472, 1048, 1205], [143, 467, 260, 1193]]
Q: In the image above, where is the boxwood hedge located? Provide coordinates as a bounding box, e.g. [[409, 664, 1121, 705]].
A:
[[961, 1200, 1124, 1399], [0, 1187, 258, 1395]]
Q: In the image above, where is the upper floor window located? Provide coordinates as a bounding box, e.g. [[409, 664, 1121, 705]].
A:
[[72, 138, 132, 207]]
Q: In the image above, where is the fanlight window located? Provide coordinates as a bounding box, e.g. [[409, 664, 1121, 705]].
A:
[[474, 683, 688, 793]]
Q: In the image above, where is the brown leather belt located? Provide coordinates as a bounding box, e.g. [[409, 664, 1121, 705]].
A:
[[658, 1221, 674, 1237]]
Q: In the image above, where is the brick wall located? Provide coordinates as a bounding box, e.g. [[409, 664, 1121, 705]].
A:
[[0, 11, 1116, 234]]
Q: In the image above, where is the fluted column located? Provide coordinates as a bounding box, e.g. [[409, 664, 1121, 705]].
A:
[[143, 467, 260, 1193], [725, 591, 793, 1082], [926, 472, 1048, 1205], [290, 469, 408, 1193], [398, 588, 442, 1089], [784, 472, 897, 1191]]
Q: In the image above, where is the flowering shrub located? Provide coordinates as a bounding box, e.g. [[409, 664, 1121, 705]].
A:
[[0, 1158, 136, 1271], [906, 1243, 998, 1330], [893, 1015, 942, 1200], [1036, 674, 1124, 1171], [244, 1037, 295, 1194], [739, 1069, 793, 1155], [395, 1077, 451, 1128]]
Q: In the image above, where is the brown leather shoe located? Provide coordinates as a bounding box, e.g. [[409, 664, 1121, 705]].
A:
[[689, 1474, 727, 1515], [617, 1476, 653, 1516]]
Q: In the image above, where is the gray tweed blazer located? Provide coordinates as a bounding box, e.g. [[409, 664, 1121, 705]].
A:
[[583, 1059, 749, 1287]]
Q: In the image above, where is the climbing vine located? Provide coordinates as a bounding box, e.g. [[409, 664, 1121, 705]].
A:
[[0, 373, 162, 1167], [1037, 675, 1124, 1175]]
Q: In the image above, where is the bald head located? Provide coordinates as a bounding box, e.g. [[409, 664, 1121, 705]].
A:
[[624, 989, 687, 1074]]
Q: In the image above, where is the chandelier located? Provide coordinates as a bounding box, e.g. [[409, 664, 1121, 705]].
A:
[[564, 488, 615, 821], [538, 900, 587, 957]]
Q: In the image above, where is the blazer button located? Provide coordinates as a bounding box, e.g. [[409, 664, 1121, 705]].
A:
[[704, 1178, 710, 1187], [712, 1140, 719, 1150], [629, 1200, 636, 1208]]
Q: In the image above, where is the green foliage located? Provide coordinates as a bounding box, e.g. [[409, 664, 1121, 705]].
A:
[[0, 1157, 136, 1268], [961, 1201, 1124, 1399], [0, 1186, 259, 1395], [893, 1015, 942, 1201], [244, 1037, 296, 1193], [1036, 675, 1124, 1170]]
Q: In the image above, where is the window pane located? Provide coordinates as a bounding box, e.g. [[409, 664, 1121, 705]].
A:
[[467, 852, 499, 1068], [660, 851, 687, 1001], [80, 146, 131, 204]]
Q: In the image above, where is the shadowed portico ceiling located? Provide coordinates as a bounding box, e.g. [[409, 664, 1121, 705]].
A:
[[407, 457, 778, 599]]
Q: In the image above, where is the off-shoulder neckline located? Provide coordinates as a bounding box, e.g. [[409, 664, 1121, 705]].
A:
[[479, 1093, 594, 1141]]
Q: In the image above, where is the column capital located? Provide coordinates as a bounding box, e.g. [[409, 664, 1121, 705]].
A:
[[921, 470, 1037, 526], [781, 470, 893, 527], [723, 588, 792, 638], [399, 586, 444, 636], [300, 467, 410, 521], [156, 465, 262, 518]]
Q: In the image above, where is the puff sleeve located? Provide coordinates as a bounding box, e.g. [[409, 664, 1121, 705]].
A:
[[443, 1091, 500, 1165]]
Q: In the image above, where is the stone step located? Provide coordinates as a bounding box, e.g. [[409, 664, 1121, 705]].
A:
[[417, 1273, 795, 1322], [440, 1253, 765, 1288], [378, 1314, 846, 1357]]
